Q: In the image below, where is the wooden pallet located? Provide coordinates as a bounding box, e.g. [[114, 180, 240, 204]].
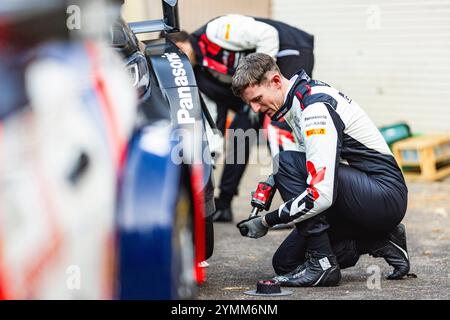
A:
[[392, 134, 450, 181]]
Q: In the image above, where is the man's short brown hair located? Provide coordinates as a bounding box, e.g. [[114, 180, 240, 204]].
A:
[[231, 53, 280, 98], [162, 30, 190, 43]]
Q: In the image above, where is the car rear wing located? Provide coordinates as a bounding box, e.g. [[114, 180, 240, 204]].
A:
[[129, 0, 180, 34]]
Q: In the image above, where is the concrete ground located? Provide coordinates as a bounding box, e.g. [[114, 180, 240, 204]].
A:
[[198, 148, 450, 300]]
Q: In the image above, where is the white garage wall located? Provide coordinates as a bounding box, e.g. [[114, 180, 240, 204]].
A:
[[272, 0, 450, 133], [122, 0, 270, 39]]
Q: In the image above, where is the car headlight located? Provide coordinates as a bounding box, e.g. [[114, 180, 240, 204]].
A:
[[125, 51, 150, 97]]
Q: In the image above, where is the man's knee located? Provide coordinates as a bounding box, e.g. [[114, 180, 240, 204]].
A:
[[273, 151, 305, 175], [273, 151, 307, 199]]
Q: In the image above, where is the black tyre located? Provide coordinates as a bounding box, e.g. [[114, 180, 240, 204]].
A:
[[171, 181, 196, 299]]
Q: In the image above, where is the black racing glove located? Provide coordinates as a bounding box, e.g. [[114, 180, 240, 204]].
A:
[[236, 216, 269, 239]]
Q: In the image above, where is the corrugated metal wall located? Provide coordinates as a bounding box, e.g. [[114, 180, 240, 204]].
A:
[[272, 0, 450, 133]]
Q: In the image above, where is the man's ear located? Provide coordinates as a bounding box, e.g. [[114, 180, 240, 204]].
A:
[[271, 73, 283, 88]]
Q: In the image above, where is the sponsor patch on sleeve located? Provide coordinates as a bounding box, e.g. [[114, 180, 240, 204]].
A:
[[305, 128, 326, 137]]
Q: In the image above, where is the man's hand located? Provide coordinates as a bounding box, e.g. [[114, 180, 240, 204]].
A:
[[236, 216, 269, 238]]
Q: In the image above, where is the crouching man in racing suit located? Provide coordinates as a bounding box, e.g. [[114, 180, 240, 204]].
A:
[[233, 53, 410, 286]]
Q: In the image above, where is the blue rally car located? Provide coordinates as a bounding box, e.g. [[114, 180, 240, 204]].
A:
[[111, 0, 216, 299]]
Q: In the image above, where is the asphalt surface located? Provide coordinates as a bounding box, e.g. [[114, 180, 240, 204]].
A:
[[198, 149, 450, 300]]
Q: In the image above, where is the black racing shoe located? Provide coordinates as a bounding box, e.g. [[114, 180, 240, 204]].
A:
[[212, 207, 233, 222], [273, 252, 341, 287], [369, 224, 410, 280]]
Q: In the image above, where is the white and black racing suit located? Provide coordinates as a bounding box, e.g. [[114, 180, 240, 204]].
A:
[[264, 70, 408, 273]]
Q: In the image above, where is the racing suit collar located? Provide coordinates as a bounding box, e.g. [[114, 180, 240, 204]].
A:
[[271, 69, 311, 121], [284, 74, 299, 104]]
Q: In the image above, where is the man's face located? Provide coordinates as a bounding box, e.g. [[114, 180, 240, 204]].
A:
[[241, 75, 284, 118]]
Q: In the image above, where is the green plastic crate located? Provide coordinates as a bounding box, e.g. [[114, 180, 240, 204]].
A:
[[379, 122, 412, 147]]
